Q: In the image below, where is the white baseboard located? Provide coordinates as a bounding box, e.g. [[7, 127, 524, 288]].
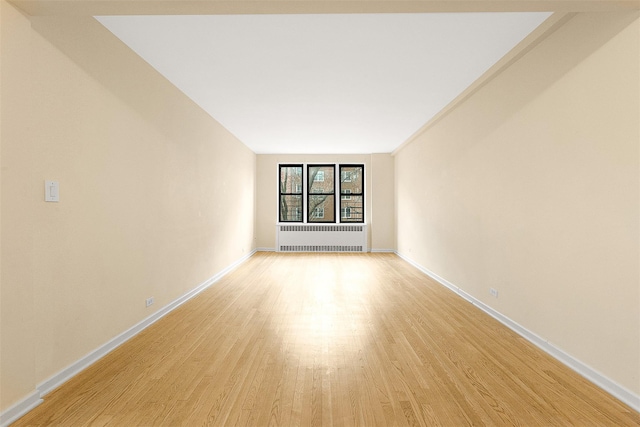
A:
[[0, 392, 42, 427], [256, 247, 275, 252], [396, 251, 640, 413], [0, 250, 256, 427]]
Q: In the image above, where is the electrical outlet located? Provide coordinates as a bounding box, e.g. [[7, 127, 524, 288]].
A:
[[489, 288, 498, 298], [145, 297, 154, 307]]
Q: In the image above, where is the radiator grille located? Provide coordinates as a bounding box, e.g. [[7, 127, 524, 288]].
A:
[[279, 225, 364, 233], [276, 224, 367, 253], [279, 245, 364, 252]]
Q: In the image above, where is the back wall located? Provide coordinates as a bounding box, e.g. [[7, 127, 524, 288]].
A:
[[256, 154, 395, 251]]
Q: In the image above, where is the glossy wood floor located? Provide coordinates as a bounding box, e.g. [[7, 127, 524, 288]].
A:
[[14, 253, 639, 426]]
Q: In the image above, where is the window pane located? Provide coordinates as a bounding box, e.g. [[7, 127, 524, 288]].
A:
[[340, 166, 363, 195], [278, 164, 363, 224], [308, 195, 335, 222], [340, 196, 363, 222], [280, 195, 303, 222], [280, 166, 302, 194], [308, 166, 334, 195]]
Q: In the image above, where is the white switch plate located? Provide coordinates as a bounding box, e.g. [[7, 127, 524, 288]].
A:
[[45, 180, 59, 202]]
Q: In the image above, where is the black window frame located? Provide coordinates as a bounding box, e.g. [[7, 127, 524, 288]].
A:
[[307, 164, 336, 223], [278, 164, 304, 223], [339, 164, 365, 224], [277, 163, 365, 224]]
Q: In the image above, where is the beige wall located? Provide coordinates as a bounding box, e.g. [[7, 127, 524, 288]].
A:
[[370, 153, 395, 250], [395, 11, 639, 394], [256, 154, 395, 251], [0, 0, 3, 414], [1, 1, 255, 411]]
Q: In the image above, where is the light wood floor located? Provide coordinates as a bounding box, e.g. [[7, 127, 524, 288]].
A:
[[14, 253, 639, 426]]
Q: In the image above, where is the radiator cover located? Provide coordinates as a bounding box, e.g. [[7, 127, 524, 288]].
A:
[[276, 224, 367, 252]]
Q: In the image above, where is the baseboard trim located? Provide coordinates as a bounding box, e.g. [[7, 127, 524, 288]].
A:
[[256, 247, 275, 252], [0, 392, 42, 427], [38, 249, 256, 396], [1, 250, 257, 426], [396, 251, 640, 413]]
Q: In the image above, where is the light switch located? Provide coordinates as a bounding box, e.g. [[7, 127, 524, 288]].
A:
[[45, 180, 59, 202]]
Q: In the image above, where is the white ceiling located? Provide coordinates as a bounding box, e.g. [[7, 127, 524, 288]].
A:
[[96, 12, 551, 154]]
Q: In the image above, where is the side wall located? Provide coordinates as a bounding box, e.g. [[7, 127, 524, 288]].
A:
[[1, 2, 256, 411], [395, 11, 639, 397], [256, 153, 395, 251]]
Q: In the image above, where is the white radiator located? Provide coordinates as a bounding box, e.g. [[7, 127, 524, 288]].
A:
[[277, 224, 367, 252]]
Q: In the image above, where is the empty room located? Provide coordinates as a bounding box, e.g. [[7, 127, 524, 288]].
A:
[[1, 0, 639, 425]]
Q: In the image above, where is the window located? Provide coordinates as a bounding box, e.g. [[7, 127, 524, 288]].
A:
[[278, 163, 364, 224], [279, 165, 303, 222], [339, 165, 364, 223], [308, 165, 335, 223]]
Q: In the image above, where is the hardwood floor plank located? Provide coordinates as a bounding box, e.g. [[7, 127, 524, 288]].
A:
[[13, 253, 639, 426]]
